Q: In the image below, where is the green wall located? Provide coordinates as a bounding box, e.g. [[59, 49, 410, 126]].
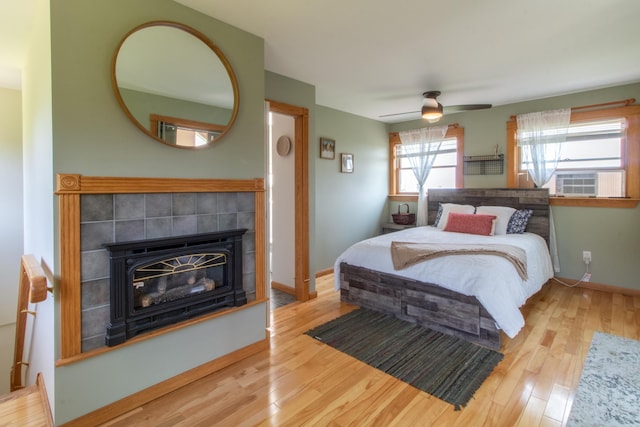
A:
[[51, 0, 264, 179], [46, 1, 267, 423], [389, 82, 640, 290], [315, 106, 389, 270]]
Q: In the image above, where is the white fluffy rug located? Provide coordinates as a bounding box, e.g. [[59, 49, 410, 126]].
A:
[[567, 331, 640, 426]]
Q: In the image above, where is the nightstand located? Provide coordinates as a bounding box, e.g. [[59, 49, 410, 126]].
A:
[[382, 222, 416, 234]]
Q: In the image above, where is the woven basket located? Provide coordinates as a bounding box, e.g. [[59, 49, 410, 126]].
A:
[[392, 204, 416, 225]]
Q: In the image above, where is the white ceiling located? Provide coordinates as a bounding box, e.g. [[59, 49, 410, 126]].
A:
[[2, 1, 639, 123], [175, 0, 640, 122]]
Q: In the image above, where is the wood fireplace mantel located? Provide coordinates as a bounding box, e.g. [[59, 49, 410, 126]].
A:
[[55, 174, 266, 362]]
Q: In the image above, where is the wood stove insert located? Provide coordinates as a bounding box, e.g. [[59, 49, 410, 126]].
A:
[[104, 229, 247, 346]]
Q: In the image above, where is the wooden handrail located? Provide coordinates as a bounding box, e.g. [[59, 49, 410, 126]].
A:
[[11, 255, 49, 392]]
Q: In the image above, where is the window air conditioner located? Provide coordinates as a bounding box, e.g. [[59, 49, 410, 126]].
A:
[[555, 172, 597, 197]]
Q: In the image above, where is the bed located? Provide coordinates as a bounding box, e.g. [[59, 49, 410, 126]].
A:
[[335, 188, 554, 350]]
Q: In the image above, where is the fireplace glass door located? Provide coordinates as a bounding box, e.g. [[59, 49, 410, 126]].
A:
[[132, 252, 227, 311], [104, 229, 247, 346]]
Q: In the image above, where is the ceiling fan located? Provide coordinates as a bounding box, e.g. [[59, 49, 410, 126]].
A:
[[380, 91, 492, 123]]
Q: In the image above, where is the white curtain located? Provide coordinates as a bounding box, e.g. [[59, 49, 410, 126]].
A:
[[517, 108, 571, 186], [398, 125, 448, 226], [517, 108, 571, 272]]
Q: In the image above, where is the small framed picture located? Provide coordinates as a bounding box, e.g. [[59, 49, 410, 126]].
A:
[[320, 137, 335, 159], [341, 153, 354, 173]]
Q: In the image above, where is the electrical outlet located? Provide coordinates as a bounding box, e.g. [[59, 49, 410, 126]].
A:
[[582, 251, 591, 264]]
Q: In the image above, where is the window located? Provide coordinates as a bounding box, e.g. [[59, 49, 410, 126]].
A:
[[507, 104, 640, 207], [157, 122, 220, 147], [389, 126, 464, 197], [520, 119, 625, 197], [150, 114, 225, 148]]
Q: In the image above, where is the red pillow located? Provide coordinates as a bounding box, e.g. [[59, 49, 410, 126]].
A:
[[443, 212, 497, 236]]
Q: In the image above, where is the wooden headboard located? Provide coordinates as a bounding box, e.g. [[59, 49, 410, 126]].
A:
[[427, 188, 550, 245]]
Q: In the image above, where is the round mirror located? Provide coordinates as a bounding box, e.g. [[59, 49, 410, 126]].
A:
[[111, 21, 239, 148]]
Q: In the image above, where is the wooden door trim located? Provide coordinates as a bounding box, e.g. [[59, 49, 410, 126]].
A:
[[267, 100, 311, 301]]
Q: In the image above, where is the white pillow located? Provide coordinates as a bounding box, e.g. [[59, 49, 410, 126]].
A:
[[436, 203, 475, 229], [475, 205, 516, 235]]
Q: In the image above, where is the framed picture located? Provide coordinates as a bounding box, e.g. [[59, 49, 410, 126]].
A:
[[320, 137, 335, 159], [341, 153, 354, 173]]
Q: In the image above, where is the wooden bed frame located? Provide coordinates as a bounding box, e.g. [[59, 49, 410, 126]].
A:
[[339, 188, 550, 350]]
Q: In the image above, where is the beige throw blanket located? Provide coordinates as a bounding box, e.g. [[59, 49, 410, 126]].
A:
[[390, 241, 528, 280]]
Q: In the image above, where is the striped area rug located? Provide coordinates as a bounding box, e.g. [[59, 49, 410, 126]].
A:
[[305, 308, 503, 410]]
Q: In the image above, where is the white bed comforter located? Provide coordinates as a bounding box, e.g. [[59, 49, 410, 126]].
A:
[[334, 226, 554, 338]]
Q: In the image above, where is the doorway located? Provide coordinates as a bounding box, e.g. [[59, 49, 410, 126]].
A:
[[267, 100, 311, 307]]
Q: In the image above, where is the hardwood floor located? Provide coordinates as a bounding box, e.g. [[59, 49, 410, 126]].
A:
[[0, 374, 53, 426], [99, 274, 640, 426]]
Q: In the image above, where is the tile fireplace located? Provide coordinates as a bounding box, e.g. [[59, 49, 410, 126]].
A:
[[56, 174, 265, 359], [104, 229, 247, 346]]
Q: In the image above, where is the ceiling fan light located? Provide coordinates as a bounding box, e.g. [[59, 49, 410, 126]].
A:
[[423, 97, 439, 109], [421, 103, 443, 122]]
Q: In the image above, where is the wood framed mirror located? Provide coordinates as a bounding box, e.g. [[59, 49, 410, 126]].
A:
[[111, 21, 239, 148]]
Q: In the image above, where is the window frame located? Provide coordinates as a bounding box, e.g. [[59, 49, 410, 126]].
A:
[[150, 113, 226, 148], [388, 125, 464, 201], [506, 105, 640, 208]]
